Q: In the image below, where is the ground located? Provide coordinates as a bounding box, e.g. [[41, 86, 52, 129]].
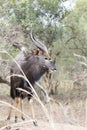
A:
[[0, 84, 87, 130]]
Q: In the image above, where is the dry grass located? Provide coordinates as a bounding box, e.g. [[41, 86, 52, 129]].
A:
[[0, 73, 87, 130], [0, 52, 87, 130], [0, 84, 87, 130]]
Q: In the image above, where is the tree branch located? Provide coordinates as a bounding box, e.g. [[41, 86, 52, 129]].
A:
[[0, 76, 10, 86], [64, 36, 76, 44]]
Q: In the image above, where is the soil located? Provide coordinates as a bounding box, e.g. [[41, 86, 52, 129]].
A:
[[0, 84, 87, 130]]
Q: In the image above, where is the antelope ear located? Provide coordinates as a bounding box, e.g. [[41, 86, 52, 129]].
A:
[[33, 49, 39, 55]]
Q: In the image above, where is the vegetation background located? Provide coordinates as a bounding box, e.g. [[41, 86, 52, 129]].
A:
[[0, 0, 87, 129]]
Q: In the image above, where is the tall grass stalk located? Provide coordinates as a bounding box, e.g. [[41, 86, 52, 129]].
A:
[[0, 51, 56, 130]]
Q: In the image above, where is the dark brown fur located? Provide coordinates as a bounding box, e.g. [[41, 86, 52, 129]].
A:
[[10, 53, 56, 100]]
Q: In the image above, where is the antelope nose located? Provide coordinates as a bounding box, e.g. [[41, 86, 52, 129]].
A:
[[52, 67, 56, 71], [54, 68, 57, 71]]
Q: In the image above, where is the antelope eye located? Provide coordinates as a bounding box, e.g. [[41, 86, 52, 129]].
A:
[[45, 57, 48, 60]]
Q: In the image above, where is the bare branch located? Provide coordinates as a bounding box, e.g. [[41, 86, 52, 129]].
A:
[[64, 36, 76, 44]]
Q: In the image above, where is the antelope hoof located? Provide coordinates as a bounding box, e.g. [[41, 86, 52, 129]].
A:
[[21, 116, 25, 121], [7, 116, 10, 121], [33, 120, 38, 126], [6, 126, 11, 130], [15, 116, 18, 123]]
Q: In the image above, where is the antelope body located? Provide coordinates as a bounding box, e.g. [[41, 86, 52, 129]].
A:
[[7, 28, 56, 125]]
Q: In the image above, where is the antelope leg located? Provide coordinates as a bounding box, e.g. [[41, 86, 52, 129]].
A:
[[7, 99, 14, 120], [29, 99, 37, 126], [20, 99, 25, 120], [15, 97, 20, 123]]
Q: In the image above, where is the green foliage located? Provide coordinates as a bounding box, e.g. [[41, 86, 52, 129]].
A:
[[0, 0, 87, 79], [0, 0, 66, 46]]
